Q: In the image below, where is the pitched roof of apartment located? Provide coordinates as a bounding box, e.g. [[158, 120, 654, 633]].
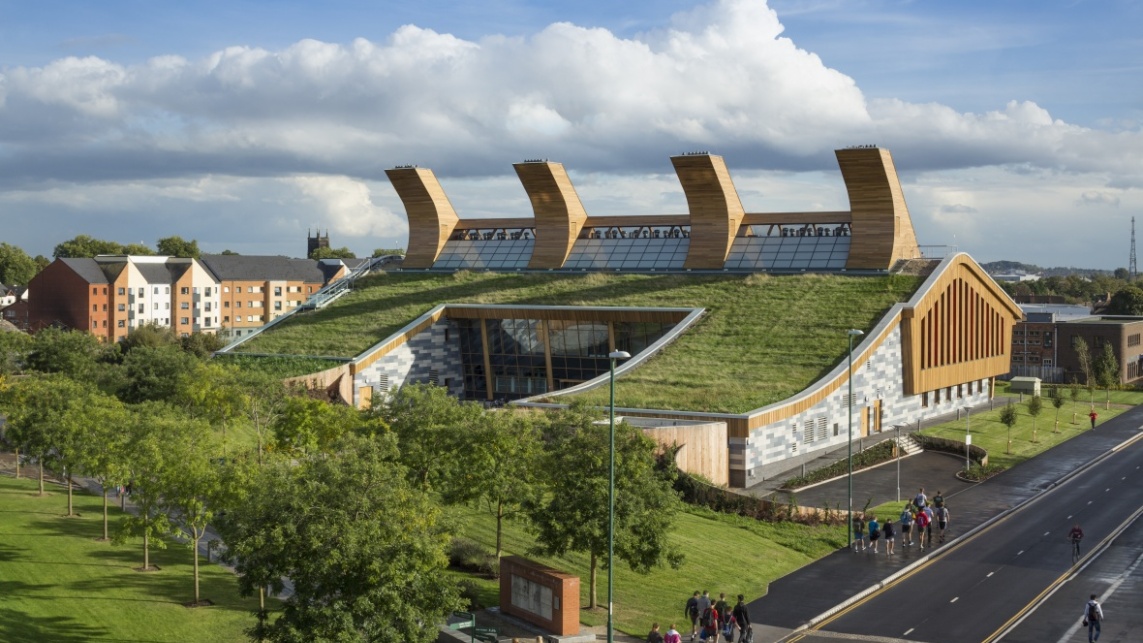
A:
[[59, 258, 110, 284], [199, 255, 330, 283]]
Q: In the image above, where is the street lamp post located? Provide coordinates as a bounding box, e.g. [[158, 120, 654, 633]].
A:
[[846, 329, 864, 549], [964, 406, 972, 472], [606, 349, 630, 643], [895, 423, 901, 503]]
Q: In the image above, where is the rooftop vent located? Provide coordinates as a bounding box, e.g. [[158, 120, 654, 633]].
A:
[[522, 158, 550, 163], [393, 164, 419, 169]]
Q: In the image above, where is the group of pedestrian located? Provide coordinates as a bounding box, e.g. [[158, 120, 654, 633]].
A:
[[657, 590, 751, 643], [852, 487, 950, 555]]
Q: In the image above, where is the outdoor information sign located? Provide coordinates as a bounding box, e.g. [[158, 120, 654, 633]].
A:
[[473, 626, 498, 642]]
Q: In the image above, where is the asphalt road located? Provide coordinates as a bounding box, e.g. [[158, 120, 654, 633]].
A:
[[787, 423, 1143, 642]]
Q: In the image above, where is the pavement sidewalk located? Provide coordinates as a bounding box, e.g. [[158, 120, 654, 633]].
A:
[[744, 403, 1143, 640]]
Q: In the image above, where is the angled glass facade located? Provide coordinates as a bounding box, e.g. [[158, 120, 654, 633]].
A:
[[454, 317, 674, 401]]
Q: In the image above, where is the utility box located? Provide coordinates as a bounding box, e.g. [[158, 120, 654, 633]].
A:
[[499, 557, 580, 636], [1009, 376, 1041, 396]]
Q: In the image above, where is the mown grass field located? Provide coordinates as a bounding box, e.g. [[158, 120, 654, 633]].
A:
[[0, 475, 260, 643], [449, 503, 844, 635], [235, 271, 921, 413]]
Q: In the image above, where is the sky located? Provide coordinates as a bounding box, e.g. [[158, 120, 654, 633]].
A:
[[1, 0, 1141, 269]]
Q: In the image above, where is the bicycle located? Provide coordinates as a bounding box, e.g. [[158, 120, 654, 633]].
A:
[[1069, 536, 1082, 563]]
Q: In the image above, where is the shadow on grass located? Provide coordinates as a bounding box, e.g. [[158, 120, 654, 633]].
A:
[[0, 607, 110, 643], [0, 540, 26, 562], [68, 556, 256, 614]]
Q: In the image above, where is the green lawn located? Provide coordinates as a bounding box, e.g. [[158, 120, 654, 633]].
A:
[[233, 271, 921, 413], [0, 475, 261, 642], [449, 504, 844, 635]]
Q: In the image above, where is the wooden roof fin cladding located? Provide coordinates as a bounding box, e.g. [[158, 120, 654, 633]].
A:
[[671, 153, 746, 269], [384, 166, 460, 269], [835, 147, 921, 270], [514, 160, 588, 269]]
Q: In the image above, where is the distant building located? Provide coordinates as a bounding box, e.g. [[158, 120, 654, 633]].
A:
[[307, 230, 330, 258]]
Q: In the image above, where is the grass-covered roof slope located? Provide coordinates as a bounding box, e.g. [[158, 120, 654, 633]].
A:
[[235, 271, 922, 413]]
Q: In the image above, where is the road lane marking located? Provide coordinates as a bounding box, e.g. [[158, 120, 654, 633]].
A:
[[1088, 501, 1093, 505], [903, 628, 914, 636], [1017, 550, 1024, 556], [1067, 515, 1072, 519], [1043, 531, 1050, 537], [1055, 536, 1143, 642], [1106, 488, 1110, 492], [987, 572, 994, 577], [950, 596, 958, 603]]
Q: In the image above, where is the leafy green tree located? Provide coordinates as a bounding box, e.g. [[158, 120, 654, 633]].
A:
[[159, 422, 224, 605], [180, 331, 225, 358], [445, 410, 544, 559], [237, 370, 290, 464], [123, 243, 156, 256], [116, 402, 188, 571], [1106, 285, 1143, 315], [372, 248, 405, 257], [1026, 394, 1043, 443], [53, 234, 128, 258], [1095, 342, 1119, 409], [271, 395, 358, 455], [119, 344, 198, 404], [309, 246, 355, 260], [81, 400, 133, 541], [1048, 386, 1065, 432], [0, 330, 32, 375], [220, 249, 240, 255], [119, 323, 179, 354], [25, 327, 113, 381], [528, 406, 683, 609], [0, 242, 40, 285], [999, 403, 1018, 454], [1069, 379, 1081, 420], [157, 236, 201, 259], [382, 383, 482, 491], [1074, 337, 1095, 403], [216, 434, 461, 643], [1, 374, 67, 495]]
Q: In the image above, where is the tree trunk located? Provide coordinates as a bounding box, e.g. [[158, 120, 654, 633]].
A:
[[14, 448, 19, 478], [144, 527, 150, 570], [589, 551, 597, 609], [38, 460, 44, 496], [66, 472, 74, 516], [102, 487, 110, 541], [257, 434, 264, 466], [193, 534, 201, 604], [495, 500, 504, 559]]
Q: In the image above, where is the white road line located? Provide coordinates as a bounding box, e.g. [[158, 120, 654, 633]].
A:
[[950, 596, 959, 603], [1106, 488, 1111, 492], [987, 572, 994, 577], [1017, 550, 1024, 556], [1088, 501, 1093, 505], [903, 628, 914, 636], [1044, 531, 1050, 537], [1068, 515, 1073, 520]]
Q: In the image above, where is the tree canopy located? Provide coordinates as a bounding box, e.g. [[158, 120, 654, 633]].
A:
[[157, 236, 201, 259], [0, 242, 41, 285], [53, 234, 153, 258], [309, 246, 356, 260]]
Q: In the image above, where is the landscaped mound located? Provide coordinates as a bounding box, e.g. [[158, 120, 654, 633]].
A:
[[234, 270, 922, 414]]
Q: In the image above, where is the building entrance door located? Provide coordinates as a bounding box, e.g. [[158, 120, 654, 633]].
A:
[[873, 400, 882, 433]]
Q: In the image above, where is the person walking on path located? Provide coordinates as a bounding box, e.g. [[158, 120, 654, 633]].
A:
[[853, 514, 866, 552], [900, 504, 915, 547], [732, 594, 751, 643], [936, 505, 950, 543], [932, 490, 945, 508], [714, 593, 731, 635], [685, 591, 701, 641], [1082, 594, 1103, 642], [882, 516, 896, 555], [699, 601, 719, 642], [664, 624, 683, 643], [922, 504, 935, 546], [868, 515, 881, 554], [648, 623, 665, 643], [915, 506, 930, 550], [913, 487, 927, 509], [1089, 409, 1098, 429]]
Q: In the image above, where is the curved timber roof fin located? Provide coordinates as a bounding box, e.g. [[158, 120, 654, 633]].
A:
[[385, 166, 460, 269], [672, 153, 746, 270], [835, 147, 921, 270], [514, 160, 587, 269]]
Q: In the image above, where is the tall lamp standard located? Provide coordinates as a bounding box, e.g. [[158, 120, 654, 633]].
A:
[[846, 329, 864, 549], [607, 349, 631, 643]]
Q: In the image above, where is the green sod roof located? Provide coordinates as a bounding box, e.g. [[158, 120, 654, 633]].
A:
[[234, 271, 922, 414]]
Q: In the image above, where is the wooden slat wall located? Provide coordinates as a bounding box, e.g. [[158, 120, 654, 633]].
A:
[[514, 162, 588, 269], [901, 255, 1023, 394], [641, 423, 729, 486], [672, 154, 746, 269], [385, 167, 460, 268], [835, 148, 921, 270], [740, 211, 853, 225], [453, 217, 536, 230]]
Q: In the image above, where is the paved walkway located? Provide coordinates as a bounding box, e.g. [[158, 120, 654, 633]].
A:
[[745, 402, 1143, 641]]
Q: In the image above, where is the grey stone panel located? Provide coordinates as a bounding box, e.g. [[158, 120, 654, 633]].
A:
[[354, 318, 464, 401]]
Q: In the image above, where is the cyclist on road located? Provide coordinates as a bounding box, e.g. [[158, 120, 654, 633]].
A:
[[1069, 523, 1085, 559]]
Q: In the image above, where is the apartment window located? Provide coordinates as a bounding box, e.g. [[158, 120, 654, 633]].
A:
[[93, 304, 98, 312], [154, 287, 159, 295], [180, 317, 189, 325], [957, 384, 963, 398], [93, 287, 98, 295], [180, 302, 190, 310], [224, 301, 230, 308], [164, 302, 169, 309], [203, 318, 211, 327], [102, 288, 107, 295], [193, 287, 199, 294], [308, 287, 313, 294], [833, 422, 839, 437], [922, 392, 929, 407], [1130, 334, 1141, 347], [247, 315, 255, 323], [1043, 359, 1053, 368], [102, 320, 107, 327], [92, 320, 98, 329], [165, 286, 169, 294], [118, 303, 125, 311], [236, 301, 242, 308], [138, 288, 144, 296], [118, 287, 125, 295], [154, 303, 158, 310], [252, 286, 262, 293], [102, 304, 107, 312], [934, 389, 941, 404], [224, 286, 230, 293], [274, 287, 282, 296], [274, 302, 282, 311], [117, 320, 125, 328], [181, 287, 190, 295], [205, 302, 212, 312], [251, 301, 262, 308]]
